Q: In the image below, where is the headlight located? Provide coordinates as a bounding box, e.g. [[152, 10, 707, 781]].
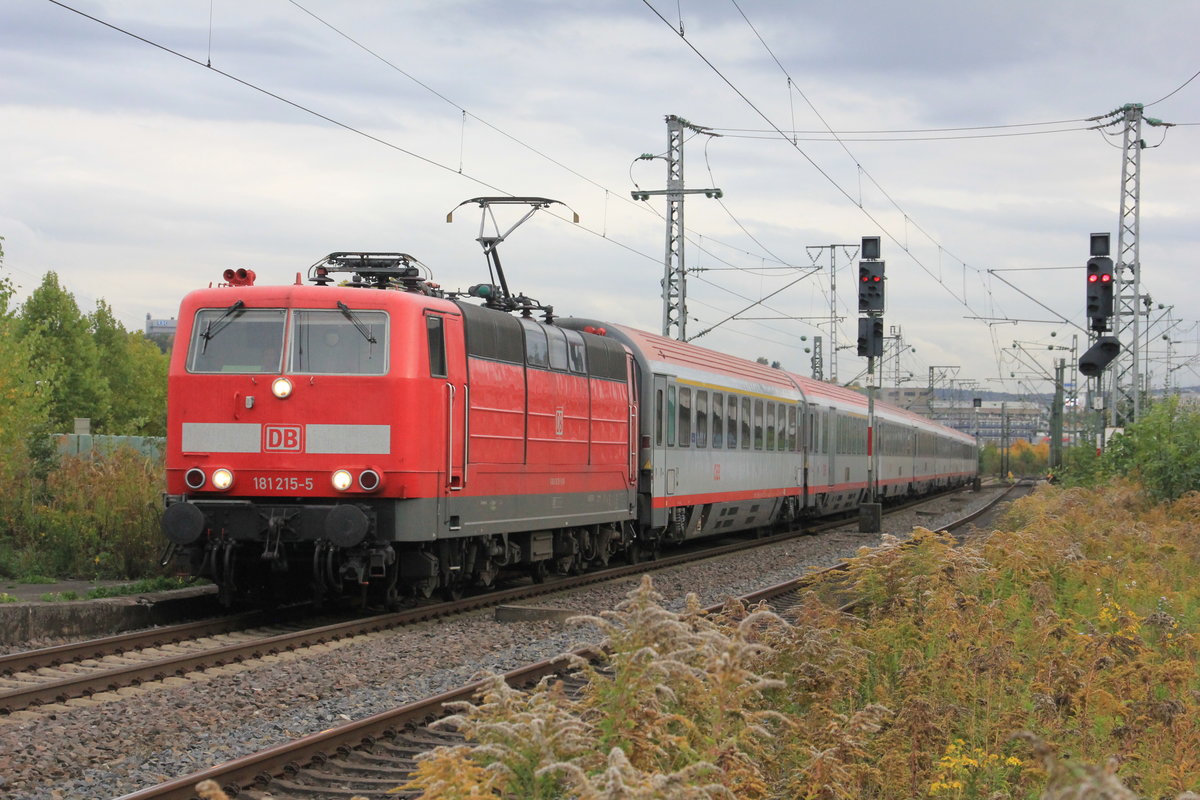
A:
[[271, 376, 293, 399], [184, 468, 206, 490], [331, 470, 353, 491], [212, 468, 234, 491], [358, 469, 381, 491]]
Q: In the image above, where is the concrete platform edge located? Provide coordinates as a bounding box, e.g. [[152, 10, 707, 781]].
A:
[[0, 587, 217, 644]]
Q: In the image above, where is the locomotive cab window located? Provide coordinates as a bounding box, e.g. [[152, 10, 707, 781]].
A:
[[290, 309, 387, 375], [187, 307, 287, 374], [426, 315, 447, 378]]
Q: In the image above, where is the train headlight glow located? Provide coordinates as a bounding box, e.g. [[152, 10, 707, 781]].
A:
[[211, 468, 234, 491], [331, 470, 353, 491], [271, 377, 294, 399]]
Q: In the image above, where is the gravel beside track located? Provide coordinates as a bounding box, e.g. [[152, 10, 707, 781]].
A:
[[0, 485, 1012, 800]]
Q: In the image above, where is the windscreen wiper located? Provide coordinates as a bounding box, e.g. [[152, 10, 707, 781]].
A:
[[200, 300, 245, 353], [337, 301, 378, 344]]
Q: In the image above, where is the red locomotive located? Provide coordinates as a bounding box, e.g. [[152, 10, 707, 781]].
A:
[[163, 198, 977, 606]]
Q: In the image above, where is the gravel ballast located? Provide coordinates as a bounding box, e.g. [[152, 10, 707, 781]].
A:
[[0, 486, 1010, 800]]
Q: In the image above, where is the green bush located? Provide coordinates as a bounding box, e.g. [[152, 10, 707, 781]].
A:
[[1060, 395, 1200, 502], [0, 448, 164, 581]]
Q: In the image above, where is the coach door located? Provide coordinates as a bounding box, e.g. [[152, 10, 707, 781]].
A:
[[426, 311, 467, 497], [651, 375, 677, 502]]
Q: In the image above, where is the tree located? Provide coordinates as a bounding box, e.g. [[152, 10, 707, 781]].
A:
[[14, 272, 111, 431], [90, 301, 168, 435], [1101, 395, 1200, 501], [0, 240, 53, 530]]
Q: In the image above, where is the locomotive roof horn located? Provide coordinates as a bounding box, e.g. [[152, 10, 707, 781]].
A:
[[446, 196, 578, 313]]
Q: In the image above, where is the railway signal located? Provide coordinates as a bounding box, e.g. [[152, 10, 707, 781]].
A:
[[858, 261, 885, 313], [1079, 335, 1120, 377], [857, 316, 883, 357], [1086, 256, 1114, 331]]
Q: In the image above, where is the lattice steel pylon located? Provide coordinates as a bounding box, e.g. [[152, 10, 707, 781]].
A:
[[1109, 104, 1144, 428], [663, 116, 686, 339], [630, 115, 722, 341], [1101, 103, 1173, 427]]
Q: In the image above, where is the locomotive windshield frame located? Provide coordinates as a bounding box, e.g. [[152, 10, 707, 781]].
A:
[[187, 307, 286, 374], [185, 306, 390, 375]]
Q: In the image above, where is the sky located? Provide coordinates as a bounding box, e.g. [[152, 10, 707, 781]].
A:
[[2, 0, 1198, 398]]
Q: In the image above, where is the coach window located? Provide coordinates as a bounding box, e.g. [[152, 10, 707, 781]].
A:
[[655, 388, 664, 446], [520, 318, 548, 368], [752, 400, 764, 450], [678, 387, 692, 447], [695, 390, 708, 448], [546, 325, 569, 371], [765, 403, 776, 450], [723, 395, 735, 449], [426, 316, 447, 378], [564, 329, 587, 373], [734, 398, 744, 450], [711, 393, 724, 448], [667, 385, 677, 446]]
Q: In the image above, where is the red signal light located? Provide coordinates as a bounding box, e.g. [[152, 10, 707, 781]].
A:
[[1100, 274, 1112, 283], [1088, 274, 1099, 283]]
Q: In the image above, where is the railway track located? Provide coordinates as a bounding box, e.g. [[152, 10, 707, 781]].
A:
[[1, 484, 999, 719], [111, 481, 1026, 800]]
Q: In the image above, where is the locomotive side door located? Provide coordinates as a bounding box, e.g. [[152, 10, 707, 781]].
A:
[[426, 311, 467, 498], [626, 353, 638, 486]]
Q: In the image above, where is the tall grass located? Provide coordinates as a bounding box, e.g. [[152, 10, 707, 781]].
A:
[[401, 481, 1200, 799], [0, 448, 163, 580]]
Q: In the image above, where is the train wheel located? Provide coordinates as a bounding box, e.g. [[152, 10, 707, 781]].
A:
[[442, 583, 464, 602], [625, 543, 641, 565], [529, 560, 548, 583]]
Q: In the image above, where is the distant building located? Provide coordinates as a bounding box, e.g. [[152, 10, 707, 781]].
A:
[[144, 314, 177, 336], [144, 314, 177, 352], [878, 387, 1046, 447], [932, 399, 1045, 447]]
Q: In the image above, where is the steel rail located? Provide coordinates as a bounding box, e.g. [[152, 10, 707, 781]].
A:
[[2, 485, 987, 715], [113, 482, 1020, 800]]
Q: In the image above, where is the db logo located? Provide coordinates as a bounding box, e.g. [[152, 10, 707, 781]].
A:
[[264, 425, 303, 452]]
